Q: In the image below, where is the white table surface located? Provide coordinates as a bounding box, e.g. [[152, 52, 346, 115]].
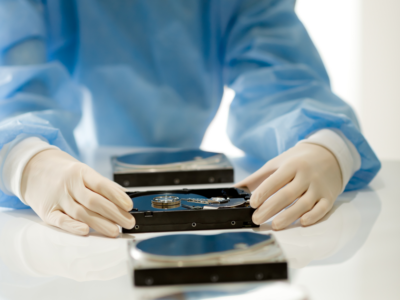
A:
[[0, 147, 399, 300]]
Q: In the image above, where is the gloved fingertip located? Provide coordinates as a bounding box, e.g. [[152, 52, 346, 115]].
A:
[[252, 214, 260, 225], [271, 221, 279, 231], [272, 220, 285, 231], [115, 183, 128, 192], [116, 189, 133, 211], [109, 226, 120, 238], [128, 216, 136, 229], [300, 216, 309, 227], [124, 199, 134, 211], [122, 215, 136, 229], [70, 223, 90, 236], [249, 198, 258, 209]]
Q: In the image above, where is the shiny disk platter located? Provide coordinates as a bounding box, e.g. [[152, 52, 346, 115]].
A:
[[122, 188, 258, 233], [112, 149, 234, 187], [128, 232, 288, 286]]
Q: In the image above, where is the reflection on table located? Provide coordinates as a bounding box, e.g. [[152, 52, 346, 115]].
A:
[[267, 188, 381, 269], [0, 183, 380, 299]]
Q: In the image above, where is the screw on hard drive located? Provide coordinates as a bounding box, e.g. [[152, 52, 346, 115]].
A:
[[123, 180, 130, 187], [210, 275, 219, 282], [134, 225, 139, 230], [255, 273, 264, 280], [192, 222, 197, 227], [231, 221, 236, 226]]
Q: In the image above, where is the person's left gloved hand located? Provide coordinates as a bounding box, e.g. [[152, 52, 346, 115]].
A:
[[235, 143, 342, 230]]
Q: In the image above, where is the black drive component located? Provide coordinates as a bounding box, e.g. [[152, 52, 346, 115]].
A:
[[129, 232, 288, 286], [122, 188, 259, 234]]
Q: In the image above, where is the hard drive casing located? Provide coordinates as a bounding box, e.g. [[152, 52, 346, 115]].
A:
[[112, 150, 234, 187], [122, 188, 258, 234], [129, 233, 288, 286]]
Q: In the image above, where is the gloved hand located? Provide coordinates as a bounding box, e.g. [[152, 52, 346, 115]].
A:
[[235, 143, 342, 230], [21, 149, 135, 237]]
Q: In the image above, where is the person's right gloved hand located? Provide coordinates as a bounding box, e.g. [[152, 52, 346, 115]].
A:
[[20, 149, 135, 237]]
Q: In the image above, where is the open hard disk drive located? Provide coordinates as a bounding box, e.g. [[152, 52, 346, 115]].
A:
[[129, 232, 288, 286], [123, 187, 258, 234]]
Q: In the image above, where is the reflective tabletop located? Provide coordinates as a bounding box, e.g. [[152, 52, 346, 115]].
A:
[[0, 147, 399, 300]]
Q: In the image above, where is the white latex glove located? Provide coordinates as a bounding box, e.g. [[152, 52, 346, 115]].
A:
[[235, 143, 342, 230], [21, 149, 135, 237]]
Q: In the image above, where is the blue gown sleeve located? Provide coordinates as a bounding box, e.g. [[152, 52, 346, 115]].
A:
[[0, 0, 82, 208], [223, 0, 381, 191]]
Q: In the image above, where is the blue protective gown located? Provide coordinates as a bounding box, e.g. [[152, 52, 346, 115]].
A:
[[0, 0, 380, 208]]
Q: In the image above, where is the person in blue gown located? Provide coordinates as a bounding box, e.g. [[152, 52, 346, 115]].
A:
[[0, 0, 380, 237]]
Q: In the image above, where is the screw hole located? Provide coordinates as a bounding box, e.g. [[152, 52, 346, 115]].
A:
[[145, 278, 154, 285], [231, 221, 236, 226], [192, 222, 196, 227], [255, 273, 264, 280], [134, 225, 139, 230], [210, 275, 219, 282]]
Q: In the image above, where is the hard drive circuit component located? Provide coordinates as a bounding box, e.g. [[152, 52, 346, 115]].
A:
[[129, 232, 288, 286], [122, 188, 258, 233]]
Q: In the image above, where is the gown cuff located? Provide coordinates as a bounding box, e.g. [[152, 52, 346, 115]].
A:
[[297, 128, 361, 192], [1, 137, 58, 205]]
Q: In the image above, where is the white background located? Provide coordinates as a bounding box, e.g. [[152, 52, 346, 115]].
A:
[[201, 0, 400, 161]]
